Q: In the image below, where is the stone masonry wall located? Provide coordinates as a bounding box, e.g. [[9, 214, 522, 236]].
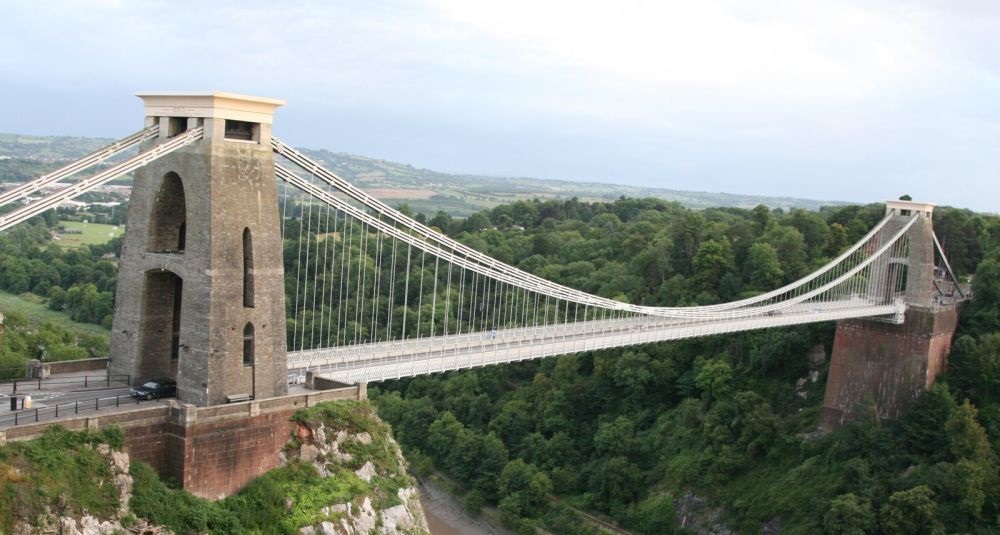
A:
[[821, 305, 961, 430], [179, 409, 296, 499], [0, 387, 360, 498]]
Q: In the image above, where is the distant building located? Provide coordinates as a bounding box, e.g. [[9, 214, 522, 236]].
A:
[[58, 199, 88, 209]]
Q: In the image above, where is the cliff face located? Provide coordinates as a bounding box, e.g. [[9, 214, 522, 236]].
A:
[[283, 402, 430, 535], [3, 401, 430, 535], [6, 432, 163, 535]]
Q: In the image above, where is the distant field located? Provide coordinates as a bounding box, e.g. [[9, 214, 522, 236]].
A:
[[364, 188, 436, 199], [54, 220, 124, 248], [3, 131, 850, 218], [0, 291, 110, 336]]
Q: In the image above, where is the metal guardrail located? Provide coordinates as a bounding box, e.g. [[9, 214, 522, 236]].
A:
[[0, 392, 167, 428], [0, 374, 130, 393]]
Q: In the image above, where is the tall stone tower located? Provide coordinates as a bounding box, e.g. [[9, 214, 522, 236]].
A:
[[109, 92, 288, 406], [821, 200, 961, 429]]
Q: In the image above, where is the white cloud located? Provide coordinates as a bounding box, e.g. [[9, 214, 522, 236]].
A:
[[424, 0, 936, 102], [0, 0, 997, 210]]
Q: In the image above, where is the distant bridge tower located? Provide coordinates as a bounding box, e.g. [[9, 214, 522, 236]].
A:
[[821, 200, 961, 429], [109, 93, 288, 406]]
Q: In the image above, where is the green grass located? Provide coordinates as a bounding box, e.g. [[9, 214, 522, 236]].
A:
[[0, 426, 125, 533], [54, 220, 123, 249], [0, 290, 109, 336]]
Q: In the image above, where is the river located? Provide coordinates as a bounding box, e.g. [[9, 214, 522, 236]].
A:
[[418, 478, 516, 535]]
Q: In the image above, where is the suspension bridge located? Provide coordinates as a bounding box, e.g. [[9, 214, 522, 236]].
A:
[[0, 92, 966, 404]]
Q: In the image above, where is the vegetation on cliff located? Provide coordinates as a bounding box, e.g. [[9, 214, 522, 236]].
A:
[[1, 401, 425, 534], [129, 401, 426, 534], [0, 426, 126, 532]]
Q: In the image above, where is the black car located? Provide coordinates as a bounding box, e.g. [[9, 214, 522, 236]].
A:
[[130, 378, 177, 400]]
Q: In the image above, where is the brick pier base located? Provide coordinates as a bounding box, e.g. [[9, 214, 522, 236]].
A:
[[2, 386, 361, 499], [820, 305, 961, 430]]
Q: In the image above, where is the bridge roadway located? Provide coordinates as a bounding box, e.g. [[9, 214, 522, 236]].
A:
[[289, 298, 903, 384]]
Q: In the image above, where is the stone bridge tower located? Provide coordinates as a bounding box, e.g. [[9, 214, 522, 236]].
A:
[[821, 200, 962, 429], [109, 92, 288, 406]]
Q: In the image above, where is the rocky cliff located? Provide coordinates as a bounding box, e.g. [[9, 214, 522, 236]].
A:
[[284, 401, 429, 535], [2, 401, 429, 535]]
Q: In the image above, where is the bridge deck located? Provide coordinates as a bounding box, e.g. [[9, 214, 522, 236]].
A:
[[289, 300, 902, 383]]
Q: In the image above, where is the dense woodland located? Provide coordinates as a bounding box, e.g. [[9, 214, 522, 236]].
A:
[[1, 195, 999, 533], [365, 198, 1000, 535], [0, 214, 118, 378]]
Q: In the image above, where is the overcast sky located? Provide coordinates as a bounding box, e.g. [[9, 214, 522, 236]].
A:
[[1, 1, 997, 212]]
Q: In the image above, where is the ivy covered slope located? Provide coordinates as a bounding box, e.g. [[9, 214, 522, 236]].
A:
[[371, 198, 1000, 535], [2, 401, 428, 535]]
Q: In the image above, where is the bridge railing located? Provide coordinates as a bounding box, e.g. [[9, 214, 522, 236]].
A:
[[312, 302, 904, 384], [0, 374, 131, 394], [288, 296, 896, 371], [0, 391, 160, 429]]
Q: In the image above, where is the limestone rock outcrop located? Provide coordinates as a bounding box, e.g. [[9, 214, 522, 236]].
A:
[[288, 416, 429, 535]]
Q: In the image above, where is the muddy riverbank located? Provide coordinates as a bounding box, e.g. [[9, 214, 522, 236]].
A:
[[419, 477, 516, 535]]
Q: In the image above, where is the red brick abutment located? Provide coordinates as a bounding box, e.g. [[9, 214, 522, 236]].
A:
[[821, 303, 963, 430], [0, 386, 361, 499]]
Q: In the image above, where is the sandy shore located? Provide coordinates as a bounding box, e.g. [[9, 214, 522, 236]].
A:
[[418, 478, 516, 535]]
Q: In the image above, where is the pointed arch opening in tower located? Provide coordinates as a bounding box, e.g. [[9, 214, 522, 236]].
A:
[[138, 270, 183, 381], [243, 322, 255, 366], [243, 227, 255, 308], [148, 172, 187, 253]]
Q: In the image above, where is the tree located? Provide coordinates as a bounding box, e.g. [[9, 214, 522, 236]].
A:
[[751, 204, 772, 236], [788, 209, 831, 260], [943, 458, 989, 521], [474, 433, 509, 500], [593, 415, 637, 458], [964, 254, 1000, 332], [745, 242, 784, 291], [587, 456, 642, 514], [760, 225, 807, 281], [464, 212, 491, 233], [445, 427, 482, 483], [630, 494, 678, 535], [429, 210, 453, 233], [695, 356, 733, 400], [946, 400, 993, 462], [824, 493, 874, 535], [498, 460, 551, 518], [692, 239, 734, 296], [426, 411, 464, 461], [899, 383, 957, 461], [879, 485, 940, 535], [669, 212, 705, 276], [489, 399, 535, 452]]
